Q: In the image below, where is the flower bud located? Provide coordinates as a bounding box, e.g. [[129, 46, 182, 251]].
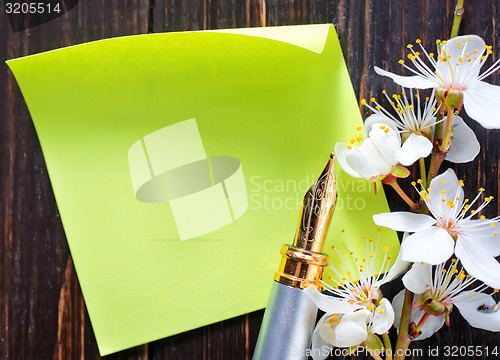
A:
[[421, 126, 433, 140], [445, 90, 464, 109], [414, 289, 454, 317], [435, 88, 446, 105], [401, 132, 410, 142], [435, 88, 464, 110]]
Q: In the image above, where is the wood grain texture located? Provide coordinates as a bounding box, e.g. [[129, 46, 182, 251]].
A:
[[0, 0, 499, 359]]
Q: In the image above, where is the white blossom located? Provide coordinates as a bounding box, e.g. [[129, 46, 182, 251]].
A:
[[375, 35, 500, 128]]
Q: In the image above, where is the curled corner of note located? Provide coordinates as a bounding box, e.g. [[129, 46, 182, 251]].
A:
[[213, 24, 333, 55]]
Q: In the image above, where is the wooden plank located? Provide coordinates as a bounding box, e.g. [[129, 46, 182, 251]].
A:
[[0, 1, 149, 359]]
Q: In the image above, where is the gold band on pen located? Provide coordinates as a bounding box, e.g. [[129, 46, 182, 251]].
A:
[[274, 245, 329, 290]]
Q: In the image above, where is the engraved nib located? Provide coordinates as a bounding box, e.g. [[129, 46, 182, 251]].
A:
[[293, 153, 337, 253]]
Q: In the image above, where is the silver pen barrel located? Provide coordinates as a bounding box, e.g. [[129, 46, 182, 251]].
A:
[[253, 154, 337, 360], [252, 281, 318, 359]]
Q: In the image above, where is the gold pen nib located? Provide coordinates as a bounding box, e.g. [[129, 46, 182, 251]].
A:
[[294, 153, 337, 253], [274, 153, 337, 290]]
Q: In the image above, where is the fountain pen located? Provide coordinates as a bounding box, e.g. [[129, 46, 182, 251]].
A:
[[253, 153, 337, 360]]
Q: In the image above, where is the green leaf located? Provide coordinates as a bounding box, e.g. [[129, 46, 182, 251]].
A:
[[365, 333, 384, 352]]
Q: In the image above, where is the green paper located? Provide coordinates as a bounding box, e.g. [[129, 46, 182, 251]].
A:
[[7, 24, 399, 355]]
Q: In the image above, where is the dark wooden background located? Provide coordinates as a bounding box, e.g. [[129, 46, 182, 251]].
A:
[[1, 0, 500, 359]]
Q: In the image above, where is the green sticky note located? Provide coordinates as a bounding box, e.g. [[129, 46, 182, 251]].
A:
[[7, 24, 399, 355]]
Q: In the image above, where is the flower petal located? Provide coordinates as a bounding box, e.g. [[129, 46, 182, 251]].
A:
[[438, 35, 484, 82], [427, 168, 464, 217], [464, 81, 500, 129], [311, 313, 334, 360], [374, 66, 437, 89], [345, 144, 388, 180], [454, 291, 500, 332], [445, 115, 480, 163], [371, 298, 395, 334], [378, 232, 410, 285], [304, 286, 359, 314], [368, 123, 402, 166], [417, 313, 446, 340], [335, 142, 363, 178], [395, 133, 433, 166], [392, 290, 405, 331], [455, 234, 500, 289], [364, 114, 398, 134], [373, 212, 436, 232], [331, 309, 371, 347], [392, 290, 444, 340], [462, 220, 500, 256], [402, 262, 433, 294], [401, 226, 454, 264]]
